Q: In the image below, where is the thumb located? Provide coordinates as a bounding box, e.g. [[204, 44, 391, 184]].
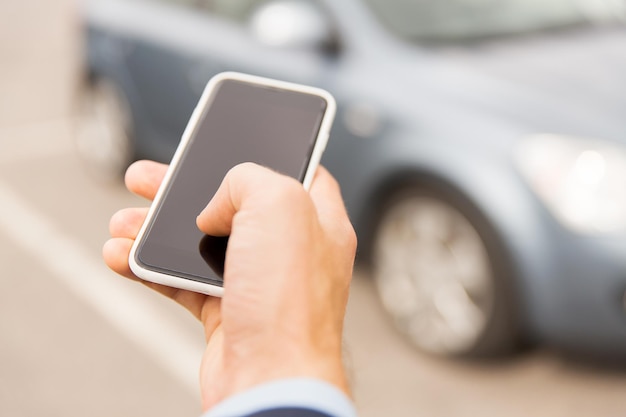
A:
[[196, 162, 298, 236]]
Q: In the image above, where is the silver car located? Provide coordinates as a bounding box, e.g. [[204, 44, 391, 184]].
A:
[[79, 0, 626, 358]]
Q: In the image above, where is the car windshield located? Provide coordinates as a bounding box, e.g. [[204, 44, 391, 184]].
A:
[[363, 0, 626, 41]]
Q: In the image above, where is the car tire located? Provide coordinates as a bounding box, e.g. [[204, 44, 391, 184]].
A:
[[73, 78, 135, 183], [371, 184, 519, 358]]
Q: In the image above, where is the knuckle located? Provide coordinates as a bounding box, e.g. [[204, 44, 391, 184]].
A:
[[327, 174, 341, 194], [338, 219, 358, 256], [346, 224, 358, 255]]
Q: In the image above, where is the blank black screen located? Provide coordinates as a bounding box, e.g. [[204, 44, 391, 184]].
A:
[[136, 79, 327, 286]]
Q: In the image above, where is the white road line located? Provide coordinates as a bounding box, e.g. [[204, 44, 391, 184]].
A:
[[0, 180, 204, 394]]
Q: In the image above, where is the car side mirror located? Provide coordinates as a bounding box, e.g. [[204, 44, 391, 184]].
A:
[[249, 0, 336, 52]]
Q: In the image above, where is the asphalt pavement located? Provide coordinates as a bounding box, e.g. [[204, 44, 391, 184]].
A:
[[1, 1, 625, 416]]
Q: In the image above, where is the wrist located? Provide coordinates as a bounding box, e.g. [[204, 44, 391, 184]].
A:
[[238, 355, 348, 389], [211, 350, 350, 408]]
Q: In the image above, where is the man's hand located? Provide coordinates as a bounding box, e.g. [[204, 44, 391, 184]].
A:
[[103, 160, 357, 410]]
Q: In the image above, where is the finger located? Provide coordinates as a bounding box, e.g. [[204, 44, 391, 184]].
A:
[[196, 162, 303, 236], [109, 207, 149, 239], [309, 167, 358, 264], [309, 166, 352, 230], [102, 237, 218, 322], [125, 160, 169, 201], [129, 275, 211, 322], [102, 237, 140, 281], [200, 298, 223, 341], [308, 166, 343, 209], [142, 282, 217, 323], [102, 237, 188, 300]]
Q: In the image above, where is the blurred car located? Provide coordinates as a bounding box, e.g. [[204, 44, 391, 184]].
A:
[[78, 0, 626, 358]]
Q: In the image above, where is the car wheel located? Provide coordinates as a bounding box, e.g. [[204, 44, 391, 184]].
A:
[[74, 78, 134, 182], [372, 185, 518, 358]]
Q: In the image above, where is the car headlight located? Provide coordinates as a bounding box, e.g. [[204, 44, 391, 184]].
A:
[[516, 134, 626, 235]]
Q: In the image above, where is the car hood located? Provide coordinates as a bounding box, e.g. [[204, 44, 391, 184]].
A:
[[429, 25, 626, 144]]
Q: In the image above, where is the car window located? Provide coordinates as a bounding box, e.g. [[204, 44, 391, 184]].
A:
[[200, 0, 325, 26], [204, 0, 266, 22], [362, 0, 626, 42], [156, 0, 204, 8], [150, 0, 261, 23]]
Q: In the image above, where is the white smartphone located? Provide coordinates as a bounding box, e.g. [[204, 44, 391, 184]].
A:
[[129, 72, 336, 297]]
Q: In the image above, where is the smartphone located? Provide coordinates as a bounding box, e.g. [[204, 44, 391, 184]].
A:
[[129, 72, 336, 297]]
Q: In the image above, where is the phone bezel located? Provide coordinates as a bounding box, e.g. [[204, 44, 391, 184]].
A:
[[128, 72, 336, 297]]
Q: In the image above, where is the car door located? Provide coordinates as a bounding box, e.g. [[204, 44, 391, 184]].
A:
[[120, 0, 338, 157], [118, 0, 236, 147]]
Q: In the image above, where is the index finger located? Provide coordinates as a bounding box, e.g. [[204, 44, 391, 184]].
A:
[[308, 166, 353, 232], [125, 160, 169, 201]]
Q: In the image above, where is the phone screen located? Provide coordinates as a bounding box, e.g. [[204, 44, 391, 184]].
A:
[[135, 78, 328, 286]]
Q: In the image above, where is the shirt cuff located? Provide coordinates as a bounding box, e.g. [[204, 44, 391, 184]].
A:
[[202, 378, 357, 417]]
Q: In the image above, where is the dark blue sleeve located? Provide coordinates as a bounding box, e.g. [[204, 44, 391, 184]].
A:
[[245, 408, 333, 417]]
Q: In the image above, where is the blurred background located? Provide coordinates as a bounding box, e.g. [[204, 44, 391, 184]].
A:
[[1, 0, 626, 416]]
